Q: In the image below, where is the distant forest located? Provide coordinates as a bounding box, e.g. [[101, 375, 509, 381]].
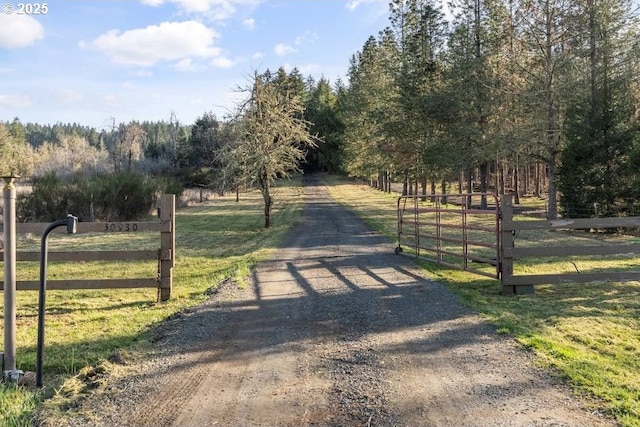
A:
[[1, 0, 639, 221]]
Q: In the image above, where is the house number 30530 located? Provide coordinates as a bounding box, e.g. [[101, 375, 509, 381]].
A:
[[103, 223, 139, 232]]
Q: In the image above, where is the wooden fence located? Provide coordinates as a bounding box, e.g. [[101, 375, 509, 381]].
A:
[[501, 194, 640, 295], [397, 193, 640, 295], [0, 194, 175, 301]]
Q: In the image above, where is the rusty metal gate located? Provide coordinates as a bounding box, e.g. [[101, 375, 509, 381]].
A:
[[396, 193, 500, 280]]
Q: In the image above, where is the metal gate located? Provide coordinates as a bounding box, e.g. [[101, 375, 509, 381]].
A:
[[396, 193, 500, 280]]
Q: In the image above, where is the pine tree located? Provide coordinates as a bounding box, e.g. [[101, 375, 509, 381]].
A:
[[559, 0, 640, 217], [305, 78, 344, 173], [340, 35, 399, 184]]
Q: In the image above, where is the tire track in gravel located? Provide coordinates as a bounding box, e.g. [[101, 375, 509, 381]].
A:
[[46, 176, 617, 427]]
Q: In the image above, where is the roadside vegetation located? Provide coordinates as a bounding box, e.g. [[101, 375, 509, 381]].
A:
[[0, 0, 638, 424], [0, 179, 305, 427], [325, 175, 640, 427], [3, 173, 640, 426]]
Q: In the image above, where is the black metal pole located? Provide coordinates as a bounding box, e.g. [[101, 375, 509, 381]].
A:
[[36, 218, 74, 388]]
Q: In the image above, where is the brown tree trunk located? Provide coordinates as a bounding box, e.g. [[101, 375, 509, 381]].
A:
[[402, 172, 408, 196], [430, 180, 436, 203], [498, 159, 505, 195], [466, 166, 473, 209], [480, 161, 488, 209], [513, 163, 521, 204], [263, 191, 271, 228], [440, 178, 448, 204], [534, 162, 541, 197], [261, 172, 272, 228]]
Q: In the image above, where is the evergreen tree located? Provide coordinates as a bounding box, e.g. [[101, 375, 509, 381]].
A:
[[445, 0, 502, 206], [304, 78, 345, 173], [177, 112, 230, 189], [389, 0, 450, 196], [511, 0, 580, 218], [559, 0, 640, 217], [340, 35, 399, 185]]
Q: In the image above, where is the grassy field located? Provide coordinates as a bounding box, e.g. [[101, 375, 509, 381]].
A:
[[324, 175, 640, 427], [3, 174, 639, 427], [0, 178, 305, 427]]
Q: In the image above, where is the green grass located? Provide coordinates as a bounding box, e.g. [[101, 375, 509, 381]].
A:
[[0, 178, 305, 427], [324, 175, 640, 427], [4, 175, 639, 426], [0, 385, 39, 427]]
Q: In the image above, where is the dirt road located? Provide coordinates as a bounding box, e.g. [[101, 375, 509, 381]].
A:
[[46, 178, 616, 427]]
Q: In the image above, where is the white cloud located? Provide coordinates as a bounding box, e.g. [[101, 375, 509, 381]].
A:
[[242, 18, 255, 30], [0, 93, 32, 108], [175, 58, 199, 71], [211, 56, 235, 68], [252, 51, 264, 60], [140, 0, 262, 20], [297, 64, 322, 75], [134, 69, 154, 78], [271, 32, 316, 60], [0, 14, 44, 49], [295, 31, 318, 47], [52, 88, 85, 105], [274, 43, 296, 57], [97, 93, 122, 110], [345, 0, 385, 12], [92, 21, 221, 67]]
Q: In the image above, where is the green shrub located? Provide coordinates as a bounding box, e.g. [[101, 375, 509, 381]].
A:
[[90, 172, 158, 221], [16, 172, 89, 222], [17, 172, 160, 222], [156, 175, 184, 201]]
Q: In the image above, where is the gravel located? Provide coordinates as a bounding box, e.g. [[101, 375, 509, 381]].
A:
[[37, 177, 617, 427]]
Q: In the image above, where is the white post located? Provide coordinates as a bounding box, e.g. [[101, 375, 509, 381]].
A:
[[3, 175, 22, 381]]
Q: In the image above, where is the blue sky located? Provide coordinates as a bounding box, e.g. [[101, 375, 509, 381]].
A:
[[0, 0, 390, 128]]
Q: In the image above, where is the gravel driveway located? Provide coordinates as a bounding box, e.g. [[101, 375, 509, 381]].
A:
[[42, 177, 616, 427]]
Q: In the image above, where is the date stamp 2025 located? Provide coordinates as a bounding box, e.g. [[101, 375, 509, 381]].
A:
[[3, 3, 48, 15]]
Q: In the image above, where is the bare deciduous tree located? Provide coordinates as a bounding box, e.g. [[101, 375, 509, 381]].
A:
[[227, 71, 319, 228], [0, 123, 32, 177]]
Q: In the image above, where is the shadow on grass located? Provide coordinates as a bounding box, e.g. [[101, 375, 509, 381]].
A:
[[32, 176, 491, 386], [26, 175, 633, 426]]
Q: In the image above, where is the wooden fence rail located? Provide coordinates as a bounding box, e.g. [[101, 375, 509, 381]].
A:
[[398, 193, 640, 295], [0, 194, 175, 301], [500, 194, 640, 295]]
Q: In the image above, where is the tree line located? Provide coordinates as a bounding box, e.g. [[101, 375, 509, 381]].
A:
[[2, 0, 639, 223], [0, 69, 321, 227], [340, 0, 640, 219]]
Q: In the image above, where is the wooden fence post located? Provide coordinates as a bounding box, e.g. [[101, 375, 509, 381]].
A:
[[3, 176, 19, 379], [500, 194, 515, 295], [159, 194, 175, 301]]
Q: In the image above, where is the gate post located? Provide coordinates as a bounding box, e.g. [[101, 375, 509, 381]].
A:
[[159, 194, 175, 302], [2, 175, 20, 381], [500, 194, 515, 295]]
